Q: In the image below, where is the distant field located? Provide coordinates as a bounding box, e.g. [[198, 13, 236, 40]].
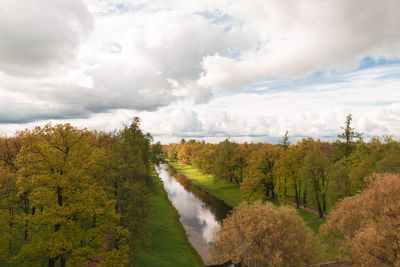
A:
[[132, 169, 204, 267]]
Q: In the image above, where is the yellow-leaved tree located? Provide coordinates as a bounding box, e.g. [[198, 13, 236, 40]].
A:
[[13, 124, 128, 267], [211, 201, 319, 267]]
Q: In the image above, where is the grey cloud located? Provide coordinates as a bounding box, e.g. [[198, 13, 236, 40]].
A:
[[0, 0, 92, 76], [0, 103, 91, 124]]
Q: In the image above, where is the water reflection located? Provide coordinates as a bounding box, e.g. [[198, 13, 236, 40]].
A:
[[155, 163, 232, 262]]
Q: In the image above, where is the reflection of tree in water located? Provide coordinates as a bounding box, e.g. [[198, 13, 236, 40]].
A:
[[167, 165, 232, 223]]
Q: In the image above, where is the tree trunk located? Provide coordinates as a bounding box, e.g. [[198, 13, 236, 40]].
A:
[[302, 191, 307, 207], [271, 182, 275, 199], [284, 177, 287, 198], [23, 193, 29, 240], [294, 184, 299, 208], [48, 259, 55, 267], [60, 256, 66, 267], [315, 192, 323, 218]]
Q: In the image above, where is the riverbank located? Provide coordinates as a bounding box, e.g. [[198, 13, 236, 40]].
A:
[[133, 168, 204, 267], [170, 161, 325, 234], [169, 162, 241, 207]]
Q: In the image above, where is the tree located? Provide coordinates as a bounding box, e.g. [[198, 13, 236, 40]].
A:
[[274, 145, 303, 208], [338, 114, 362, 157], [281, 130, 290, 150], [0, 167, 18, 260], [14, 124, 128, 266], [231, 144, 252, 184], [211, 201, 319, 267], [300, 139, 333, 217], [213, 139, 238, 183], [165, 143, 179, 162], [241, 144, 280, 202], [321, 173, 400, 266], [109, 117, 152, 252]]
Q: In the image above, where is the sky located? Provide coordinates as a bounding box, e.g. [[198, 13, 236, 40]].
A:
[[0, 0, 399, 143]]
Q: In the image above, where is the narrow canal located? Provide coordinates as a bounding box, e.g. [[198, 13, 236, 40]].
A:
[[155, 163, 232, 263]]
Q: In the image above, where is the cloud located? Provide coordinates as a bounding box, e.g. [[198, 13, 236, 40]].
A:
[[1, 0, 400, 142], [0, 2, 252, 123], [136, 65, 400, 142], [0, 0, 93, 76], [197, 0, 400, 90]]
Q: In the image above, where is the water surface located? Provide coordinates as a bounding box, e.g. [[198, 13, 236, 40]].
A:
[[155, 163, 232, 263]]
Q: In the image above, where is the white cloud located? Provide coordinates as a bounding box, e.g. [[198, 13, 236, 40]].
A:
[[136, 65, 400, 142], [198, 0, 400, 90], [0, 0, 399, 142]]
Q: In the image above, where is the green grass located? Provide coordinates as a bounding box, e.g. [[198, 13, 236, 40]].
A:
[[170, 162, 241, 207], [296, 208, 326, 234], [170, 161, 325, 234], [133, 169, 204, 267]]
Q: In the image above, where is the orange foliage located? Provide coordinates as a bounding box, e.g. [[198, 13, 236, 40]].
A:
[[321, 173, 400, 266], [211, 201, 319, 267]]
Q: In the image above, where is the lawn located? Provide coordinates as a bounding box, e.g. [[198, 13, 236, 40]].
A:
[[132, 169, 204, 267]]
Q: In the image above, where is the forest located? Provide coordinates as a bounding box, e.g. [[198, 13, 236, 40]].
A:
[[0, 114, 399, 266], [163, 114, 400, 266], [164, 115, 400, 217], [0, 118, 155, 266]]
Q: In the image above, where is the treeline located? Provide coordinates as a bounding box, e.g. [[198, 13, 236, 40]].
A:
[[0, 118, 154, 266], [164, 115, 400, 217]]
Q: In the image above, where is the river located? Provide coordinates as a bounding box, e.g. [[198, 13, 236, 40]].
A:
[[155, 163, 232, 263]]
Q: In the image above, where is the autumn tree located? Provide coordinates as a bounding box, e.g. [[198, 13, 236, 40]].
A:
[[274, 145, 303, 208], [165, 143, 179, 162], [177, 141, 195, 165], [241, 144, 280, 202], [211, 201, 319, 267], [14, 124, 128, 266], [321, 173, 400, 266], [230, 144, 252, 184], [191, 143, 216, 174]]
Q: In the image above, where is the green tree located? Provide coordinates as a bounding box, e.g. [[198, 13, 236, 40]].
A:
[[14, 124, 128, 266], [337, 114, 362, 157], [274, 145, 303, 208], [300, 139, 333, 217], [109, 117, 152, 253], [213, 139, 238, 183], [0, 167, 18, 260]]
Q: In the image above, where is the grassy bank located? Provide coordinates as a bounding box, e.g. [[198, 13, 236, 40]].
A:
[[133, 169, 204, 267], [170, 161, 325, 234], [170, 162, 241, 207]]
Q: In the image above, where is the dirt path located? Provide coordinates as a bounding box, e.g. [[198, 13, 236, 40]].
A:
[[285, 200, 327, 218]]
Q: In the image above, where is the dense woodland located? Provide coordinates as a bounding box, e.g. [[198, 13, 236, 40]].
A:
[[163, 115, 400, 217], [0, 118, 155, 266]]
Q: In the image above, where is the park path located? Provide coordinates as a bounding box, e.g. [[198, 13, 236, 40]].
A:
[[285, 200, 327, 217]]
